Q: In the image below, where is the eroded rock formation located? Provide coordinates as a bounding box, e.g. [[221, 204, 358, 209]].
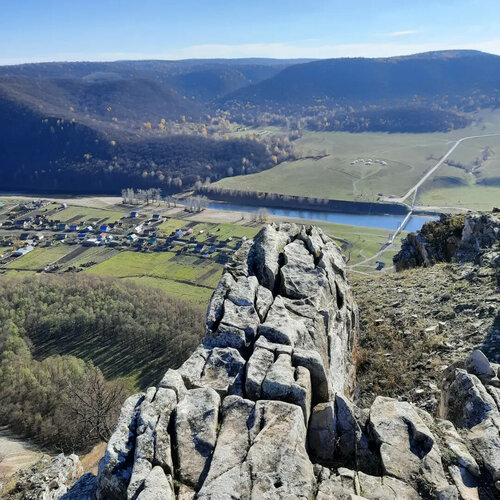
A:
[[92, 223, 358, 499], [394, 211, 500, 272], [39, 222, 500, 499]]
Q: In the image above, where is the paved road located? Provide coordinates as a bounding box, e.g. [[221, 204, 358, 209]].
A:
[[381, 133, 500, 205]]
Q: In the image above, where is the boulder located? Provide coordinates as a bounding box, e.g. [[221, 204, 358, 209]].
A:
[[97, 393, 145, 499], [468, 418, 500, 490], [178, 347, 245, 397], [175, 388, 221, 489], [369, 396, 449, 494], [357, 470, 420, 499], [335, 394, 378, 475], [250, 223, 298, 291], [246, 400, 315, 499], [436, 419, 480, 477], [159, 368, 187, 402], [308, 401, 337, 463], [198, 396, 255, 499], [245, 344, 275, 400], [441, 369, 499, 429], [466, 350, 496, 382], [135, 466, 175, 500], [448, 465, 479, 500]]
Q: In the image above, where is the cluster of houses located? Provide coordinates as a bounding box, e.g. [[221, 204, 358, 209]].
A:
[[1, 203, 247, 269], [0, 207, 169, 262], [350, 158, 388, 166]]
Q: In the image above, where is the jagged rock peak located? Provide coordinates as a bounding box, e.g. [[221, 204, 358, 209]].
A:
[[89, 223, 359, 499], [394, 211, 500, 271]]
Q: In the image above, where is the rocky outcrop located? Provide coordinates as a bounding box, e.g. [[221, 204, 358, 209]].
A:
[[88, 223, 358, 499], [440, 350, 500, 493], [4, 454, 83, 500], [394, 212, 499, 272], [62, 223, 500, 499]]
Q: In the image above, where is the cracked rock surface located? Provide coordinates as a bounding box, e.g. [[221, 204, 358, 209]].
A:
[[59, 222, 500, 500]]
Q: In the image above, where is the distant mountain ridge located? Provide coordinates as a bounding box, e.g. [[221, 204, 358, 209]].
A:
[[0, 51, 499, 194], [221, 50, 500, 109]]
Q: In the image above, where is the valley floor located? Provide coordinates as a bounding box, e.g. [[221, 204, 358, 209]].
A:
[[217, 109, 500, 211]]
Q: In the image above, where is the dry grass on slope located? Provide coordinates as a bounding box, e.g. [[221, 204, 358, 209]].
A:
[[351, 263, 498, 414]]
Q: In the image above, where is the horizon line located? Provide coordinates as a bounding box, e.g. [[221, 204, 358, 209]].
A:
[[0, 48, 495, 67]]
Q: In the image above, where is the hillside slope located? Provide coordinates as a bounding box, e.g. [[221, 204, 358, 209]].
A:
[[223, 50, 500, 110]]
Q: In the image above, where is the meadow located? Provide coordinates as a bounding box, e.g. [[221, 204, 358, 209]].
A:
[[218, 110, 500, 210]]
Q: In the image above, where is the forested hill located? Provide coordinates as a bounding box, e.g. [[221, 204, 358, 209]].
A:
[[1, 51, 499, 194], [222, 50, 500, 110]]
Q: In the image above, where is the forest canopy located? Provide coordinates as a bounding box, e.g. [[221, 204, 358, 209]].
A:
[[0, 274, 205, 452]]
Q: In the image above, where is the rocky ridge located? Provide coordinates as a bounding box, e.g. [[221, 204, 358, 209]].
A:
[[394, 211, 500, 274], [8, 221, 500, 499]]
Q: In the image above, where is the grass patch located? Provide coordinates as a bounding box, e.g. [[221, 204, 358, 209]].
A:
[[85, 250, 223, 303], [126, 276, 216, 304], [5, 245, 74, 270], [56, 206, 125, 224]]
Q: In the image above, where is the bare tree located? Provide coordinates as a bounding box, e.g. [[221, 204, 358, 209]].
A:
[[67, 366, 125, 444]]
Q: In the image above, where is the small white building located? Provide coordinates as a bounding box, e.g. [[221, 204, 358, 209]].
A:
[[13, 245, 34, 257]]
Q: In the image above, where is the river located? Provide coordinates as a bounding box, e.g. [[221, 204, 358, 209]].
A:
[[208, 202, 436, 232]]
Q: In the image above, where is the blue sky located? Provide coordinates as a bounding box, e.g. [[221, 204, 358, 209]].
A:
[[1, 0, 499, 64]]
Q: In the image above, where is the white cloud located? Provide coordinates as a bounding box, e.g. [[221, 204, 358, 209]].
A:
[[2, 39, 500, 65], [386, 30, 419, 37]]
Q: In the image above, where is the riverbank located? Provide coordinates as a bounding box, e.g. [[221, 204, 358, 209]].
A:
[[208, 201, 436, 232]]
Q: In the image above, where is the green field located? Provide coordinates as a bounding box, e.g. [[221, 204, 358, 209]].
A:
[[159, 219, 259, 242], [55, 206, 125, 224], [6, 245, 74, 270], [418, 133, 500, 210], [85, 251, 223, 304], [218, 110, 500, 210]]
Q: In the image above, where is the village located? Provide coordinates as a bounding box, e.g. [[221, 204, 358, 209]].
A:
[[0, 199, 253, 275]]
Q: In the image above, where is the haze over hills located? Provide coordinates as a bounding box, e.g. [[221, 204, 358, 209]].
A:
[[0, 50, 499, 194]]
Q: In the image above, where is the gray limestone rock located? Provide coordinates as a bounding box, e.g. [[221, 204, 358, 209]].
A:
[[448, 465, 479, 500], [335, 394, 379, 475], [468, 418, 500, 490], [246, 400, 316, 499], [436, 419, 480, 477], [245, 344, 275, 400], [159, 368, 187, 402], [197, 396, 255, 499], [175, 388, 221, 489], [10, 454, 83, 500], [178, 347, 245, 397], [255, 285, 273, 321], [206, 272, 236, 331], [356, 470, 420, 500], [135, 466, 175, 500], [308, 401, 337, 463], [441, 369, 499, 429], [466, 349, 496, 382], [369, 396, 449, 494], [97, 393, 145, 500], [251, 223, 298, 291]]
